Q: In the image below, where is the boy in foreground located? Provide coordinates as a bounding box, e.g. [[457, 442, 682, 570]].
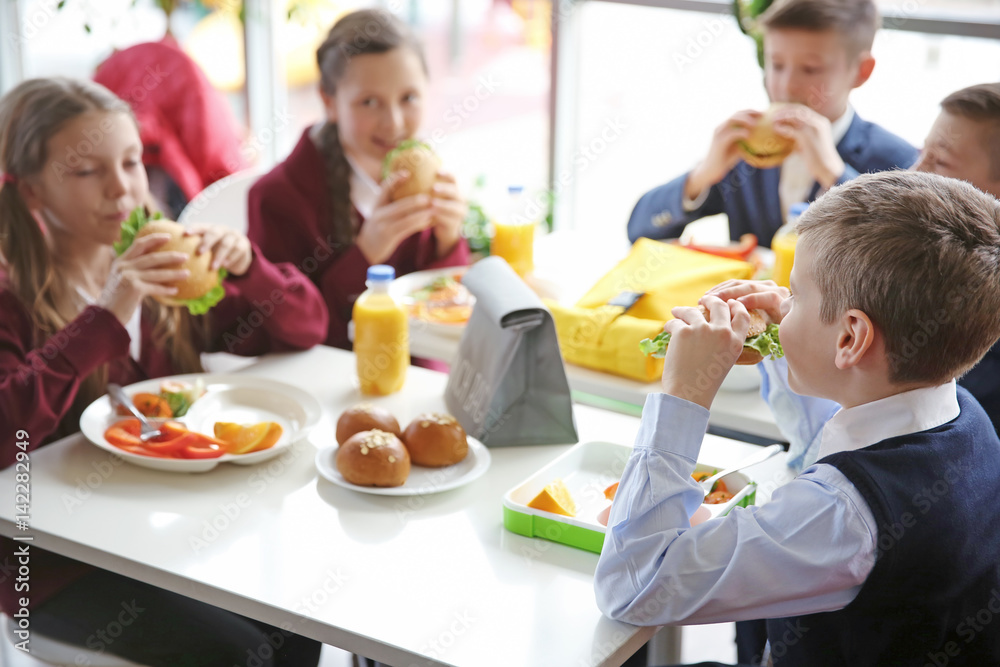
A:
[[766, 83, 1000, 476], [596, 170, 1000, 665]]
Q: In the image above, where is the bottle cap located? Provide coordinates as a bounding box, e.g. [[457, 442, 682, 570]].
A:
[[367, 265, 395, 282], [789, 202, 810, 218], [507, 185, 524, 195]]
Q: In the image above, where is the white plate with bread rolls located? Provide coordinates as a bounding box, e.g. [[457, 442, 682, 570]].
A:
[[315, 437, 490, 496]]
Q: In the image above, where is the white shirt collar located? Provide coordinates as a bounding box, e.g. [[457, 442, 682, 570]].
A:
[[344, 152, 381, 220], [817, 380, 959, 459], [829, 104, 855, 146], [76, 287, 142, 361]]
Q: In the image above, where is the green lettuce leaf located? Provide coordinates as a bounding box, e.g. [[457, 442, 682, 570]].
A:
[[113, 207, 162, 255], [744, 323, 783, 360], [639, 323, 784, 361], [161, 391, 191, 417], [381, 139, 434, 181], [177, 269, 227, 315], [638, 331, 671, 358]]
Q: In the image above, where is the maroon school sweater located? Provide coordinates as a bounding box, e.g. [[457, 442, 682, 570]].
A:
[[0, 247, 328, 614], [247, 128, 470, 349]]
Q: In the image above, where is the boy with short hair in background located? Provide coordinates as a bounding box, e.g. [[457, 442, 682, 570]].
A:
[[915, 83, 1000, 435], [627, 0, 917, 248]]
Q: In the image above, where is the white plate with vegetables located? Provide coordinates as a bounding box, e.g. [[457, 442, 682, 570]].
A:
[[79, 373, 322, 473]]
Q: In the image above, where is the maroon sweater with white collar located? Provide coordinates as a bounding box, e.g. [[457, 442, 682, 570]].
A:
[[248, 128, 470, 350]]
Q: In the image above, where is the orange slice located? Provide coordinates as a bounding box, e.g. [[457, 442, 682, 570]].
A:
[[604, 482, 619, 501], [213, 422, 283, 455], [527, 479, 577, 517]]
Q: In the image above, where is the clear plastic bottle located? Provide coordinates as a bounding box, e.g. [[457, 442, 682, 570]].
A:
[[491, 185, 535, 276], [772, 202, 809, 289], [353, 265, 409, 395]]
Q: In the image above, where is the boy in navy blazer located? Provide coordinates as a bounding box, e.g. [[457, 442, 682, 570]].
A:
[[598, 171, 1000, 666], [628, 0, 917, 248]]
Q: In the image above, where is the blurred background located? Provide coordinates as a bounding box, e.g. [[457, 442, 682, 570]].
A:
[[1, 0, 998, 245]]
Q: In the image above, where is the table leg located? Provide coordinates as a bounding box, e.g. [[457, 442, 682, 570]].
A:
[[647, 625, 682, 666]]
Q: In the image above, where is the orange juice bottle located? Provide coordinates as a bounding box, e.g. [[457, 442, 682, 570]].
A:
[[353, 265, 409, 395], [491, 185, 535, 277], [772, 202, 808, 289]]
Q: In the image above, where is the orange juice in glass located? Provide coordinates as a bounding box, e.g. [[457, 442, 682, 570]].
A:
[[353, 265, 409, 395], [491, 185, 535, 277], [772, 202, 808, 289], [771, 229, 797, 288]]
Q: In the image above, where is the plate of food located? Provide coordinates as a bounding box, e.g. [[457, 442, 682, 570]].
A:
[[388, 267, 474, 338], [503, 441, 756, 554], [79, 374, 323, 472], [314, 404, 491, 496]]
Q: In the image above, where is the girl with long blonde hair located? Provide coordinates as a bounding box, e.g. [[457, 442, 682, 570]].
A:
[[0, 77, 326, 665]]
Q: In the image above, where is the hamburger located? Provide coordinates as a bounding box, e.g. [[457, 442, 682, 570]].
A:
[[382, 139, 441, 201], [737, 103, 796, 169], [114, 208, 226, 315], [639, 306, 783, 365]]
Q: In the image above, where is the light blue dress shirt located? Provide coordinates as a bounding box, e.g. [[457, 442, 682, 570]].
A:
[[758, 357, 839, 472], [594, 375, 960, 627]]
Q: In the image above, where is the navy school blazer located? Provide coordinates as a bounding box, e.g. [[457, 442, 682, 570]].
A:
[[626, 112, 919, 248]]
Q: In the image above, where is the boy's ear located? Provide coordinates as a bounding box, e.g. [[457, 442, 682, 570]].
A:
[[834, 308, 877, 370], [852, 52, 876, 89], [319, 88, 337, 123]]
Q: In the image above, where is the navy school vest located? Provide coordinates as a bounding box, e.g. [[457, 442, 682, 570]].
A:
[[766, 387, 1000, 666]]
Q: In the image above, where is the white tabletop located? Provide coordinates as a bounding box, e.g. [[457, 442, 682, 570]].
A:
[[1, 346, 792, 667]]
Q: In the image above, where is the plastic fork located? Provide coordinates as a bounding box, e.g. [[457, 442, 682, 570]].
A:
[[698, 443, 784, 496], [107, 383, 161, 441]]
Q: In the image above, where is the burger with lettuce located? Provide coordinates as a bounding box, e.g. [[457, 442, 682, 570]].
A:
[[114, 208, 226, 315], [640, 306, 783, 365]]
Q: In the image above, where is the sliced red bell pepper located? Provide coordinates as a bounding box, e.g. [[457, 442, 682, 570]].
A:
[[114, 444, 170, 458], [105, 419, 144, 449], [181, 440, 225, 459]]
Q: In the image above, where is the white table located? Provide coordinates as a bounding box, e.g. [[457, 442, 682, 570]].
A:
[[0, 346, 791, 667]]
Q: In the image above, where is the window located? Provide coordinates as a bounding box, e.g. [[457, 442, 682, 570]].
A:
[[554, 0, 1000, 240]]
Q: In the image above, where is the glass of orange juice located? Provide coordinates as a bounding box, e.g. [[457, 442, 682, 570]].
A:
[[771, 229, 797, 289], [491, 185, 536, 277], [772, 202, 809, 288]]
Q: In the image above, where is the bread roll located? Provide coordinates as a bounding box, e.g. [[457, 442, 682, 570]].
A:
[[335, 429, 410, 487], [402, 413, 468, 467], [336, 404, 401, 445]]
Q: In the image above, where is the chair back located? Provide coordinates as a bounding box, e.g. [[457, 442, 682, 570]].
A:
[[177, 167, 264, 233]]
